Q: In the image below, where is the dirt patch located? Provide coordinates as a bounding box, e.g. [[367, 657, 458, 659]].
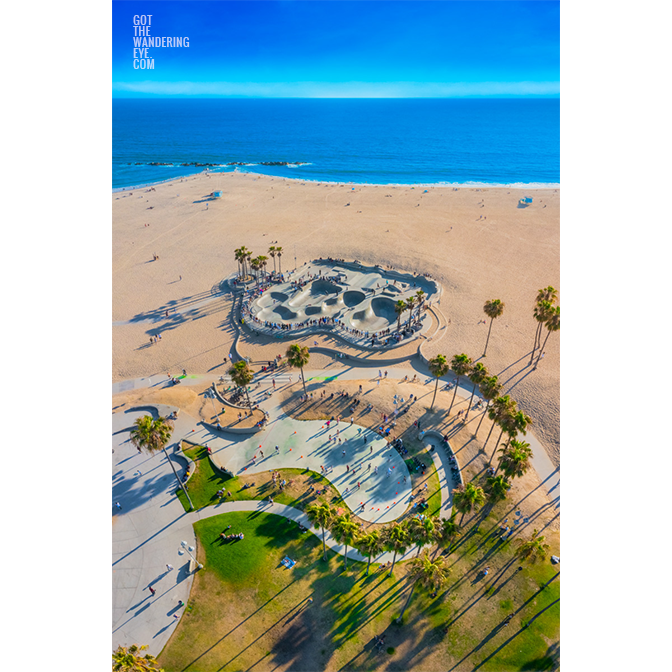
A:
[[112, 382, 265, 427]]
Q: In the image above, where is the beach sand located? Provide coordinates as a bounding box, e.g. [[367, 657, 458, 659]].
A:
[[113, 171, 559, 464]]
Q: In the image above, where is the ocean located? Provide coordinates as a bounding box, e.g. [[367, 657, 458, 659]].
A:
[[112, 98, 559, 190]]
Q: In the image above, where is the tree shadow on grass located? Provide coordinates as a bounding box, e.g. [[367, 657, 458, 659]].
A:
[[520, 641, 560, 671]]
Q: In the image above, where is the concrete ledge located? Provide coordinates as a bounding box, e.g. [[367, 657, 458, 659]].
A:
[[202, 420, 264, 435]]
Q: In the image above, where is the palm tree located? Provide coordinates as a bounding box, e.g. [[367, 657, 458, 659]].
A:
[[506, 409, 533, 449], [452, 482, 486, 525], [498, 439, 534, 479], [394, 299, 406, 333], [228, 360, 254, 408], [530, 299, 555, 364], [405, 296, 417, 327], [533, 286, 558, 350], [245, 249, 253, 279], [305, 502, 336, 561], [354, 530, 384, 575], [383, 522, 411, 577], [240, 246, 253, 280], [465, 362, 488, 422], [448, 353, 473, 415], [534, 306, 559, 369], [489, 407, 519, 465], [130, 415, 193, 511], [475, 375, 502, 437], [235, 246, 251, 280], [415, 289, 426, 320], [407, 515, 436, 557], [486, 474, 511, 503], [515, 529, 551, 565], [276, 246, 283, 274], [482, 395, 515, 453], [112, 644, 163, 671], [234, 247, 243, 278], [331, 512, 360, 570], [482, 299, 504, 357], [428, 354, 449, 410], [286, 343, 310, 397], [397, 552, 450, 623], [268, 246, 277, 274], [250, 257, 261, 285], [432, 515, 461, 558], [258, 254, 269, 280]]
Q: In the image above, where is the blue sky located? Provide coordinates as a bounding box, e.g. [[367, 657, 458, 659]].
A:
[[113, 1, 559, 98]]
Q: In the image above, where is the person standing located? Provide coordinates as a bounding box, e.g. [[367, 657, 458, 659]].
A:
[[166, 564, 174, 572], [149, 586, 156, 596]]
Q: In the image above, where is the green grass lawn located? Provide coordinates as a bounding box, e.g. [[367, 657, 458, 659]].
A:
[[158, 505, 559, 672], [176, 442, 344, 513]]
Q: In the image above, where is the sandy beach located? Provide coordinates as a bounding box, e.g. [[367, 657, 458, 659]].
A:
[[113, 170, 559, 464]]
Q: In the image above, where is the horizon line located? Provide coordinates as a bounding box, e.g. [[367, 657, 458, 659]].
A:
[[112, 95, 560, 100]]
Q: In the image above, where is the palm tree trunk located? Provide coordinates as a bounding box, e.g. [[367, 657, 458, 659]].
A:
[[484, 317, 494, 356], [322, 527, 327, 561], [482, 416, 497, 451], [388, 550, 398, 577], [397, 581, 417, 622], [344, 544, 348, 569], [279, 255, 282, 274], [489, 426, 506, 464], [534, 330, 553, 369], [397, 315, 401, 332], [245, 386, 252, 409], [300, 366, 307, 397], [475, 401, 491, 436], [431, 377, 439, 410], [366, 555, 371, 575], [530, 322, 542, 364], [465, 383, 477, 422], [162, 445, 193, 510], [448, 380, 459, 414]]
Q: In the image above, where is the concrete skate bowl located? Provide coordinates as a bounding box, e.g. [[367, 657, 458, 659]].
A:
[[305, 305, 325, 316], [258, 305, 298, 323], [288, 279, 341, 309], [343, 290, 366, 307], [309, 279, 342, 297], [257, 291, 289, 308], [350, 297, 397, 331]]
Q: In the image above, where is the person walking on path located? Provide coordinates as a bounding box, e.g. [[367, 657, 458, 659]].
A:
[[374, 466, 378, 474], [346, 465, 350, 472], [166, 564, 174, 572], [149, 586, 156, 596], [115, 502, 122, 510]]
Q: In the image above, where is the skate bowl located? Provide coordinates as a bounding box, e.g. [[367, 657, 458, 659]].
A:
[[244, 259, 442, 346], [343, 290, 366, 307]]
